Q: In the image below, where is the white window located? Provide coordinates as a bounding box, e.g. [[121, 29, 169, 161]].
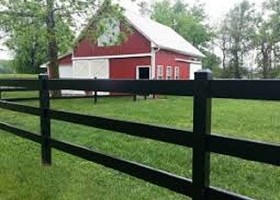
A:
[[97, 18, 120, 47], [157, 65, 163, 80], [175, 66, 180, 80], [166, 66, 172, 80]]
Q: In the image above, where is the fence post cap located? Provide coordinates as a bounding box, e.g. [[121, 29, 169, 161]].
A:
[[38, 74, 49, 79], [195, 69, 213, 80]]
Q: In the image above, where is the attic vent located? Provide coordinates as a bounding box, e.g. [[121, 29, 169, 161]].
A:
[[97, 18, 120, 47]]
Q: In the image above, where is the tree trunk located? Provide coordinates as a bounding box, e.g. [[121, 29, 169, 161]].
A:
[[46, 0, 61, 97], [234, 51, 241, 78], [262, 52, 269, 79], [221, 35, 227, 70], [261, 44, 272, 79], [222, 49, 226, 70]]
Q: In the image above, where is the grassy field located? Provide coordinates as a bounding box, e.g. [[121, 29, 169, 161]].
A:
[[0, 74, 37, 79], [0, 91, 279, 199]]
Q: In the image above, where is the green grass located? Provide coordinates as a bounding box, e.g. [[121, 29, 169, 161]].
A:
[[0, 93, 279, 199], [0, 74, 38, 100], [0, 74, 37, 79]]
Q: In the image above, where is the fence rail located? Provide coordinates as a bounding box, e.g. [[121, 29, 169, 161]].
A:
[[0, 70, 279, 200]]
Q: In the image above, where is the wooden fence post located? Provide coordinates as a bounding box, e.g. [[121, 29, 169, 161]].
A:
[[39, 74, 51, 165], [192, 69, 212, 200], [94, 77, 97, 104]]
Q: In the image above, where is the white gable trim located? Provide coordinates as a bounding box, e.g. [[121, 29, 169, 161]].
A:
[[72, 53, 152, 60], [162, 46, 205, 58]]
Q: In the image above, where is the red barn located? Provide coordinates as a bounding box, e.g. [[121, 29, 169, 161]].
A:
[[43, 11, 204, 95]]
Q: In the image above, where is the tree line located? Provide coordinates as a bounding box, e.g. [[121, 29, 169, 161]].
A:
[[0, 0, 280, 79], [217, 0, 280, 78], [140, 0, 280, 79]]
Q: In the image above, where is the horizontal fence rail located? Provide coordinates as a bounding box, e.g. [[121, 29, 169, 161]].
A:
[[0, 70, 279, 200], [0, 121, 192, 196], [0, 121, 42, 143], [207, 135, 280, 166], [50, 109, 194, 147], [50, 138, 193, 196], [0, 87, 31, 92], [205, 187, 254, 200], [0, 100, 40, 116], [210, 80, 280, 100], [48, 79, 195, 96], [1, 99, 278, 166], [0, 79, 39, 90]]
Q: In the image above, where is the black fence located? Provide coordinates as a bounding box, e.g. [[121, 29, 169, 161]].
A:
[[0, 70, 279, 200], [0, 82, 149, 103]]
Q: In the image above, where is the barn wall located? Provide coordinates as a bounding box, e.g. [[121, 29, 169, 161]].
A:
[[155, 50, 190, 80], [74, 27, 151, 57], [59, 54, 72, 65], [48, 54, 72, 77], [110, 57, 151, 79]]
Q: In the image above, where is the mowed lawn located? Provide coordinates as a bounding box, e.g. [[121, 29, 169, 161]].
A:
[[0, 90, 279, 200]]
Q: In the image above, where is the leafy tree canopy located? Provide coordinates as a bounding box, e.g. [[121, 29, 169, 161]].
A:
[[0, 0, 124, 76], [151, 0, 213, 48]]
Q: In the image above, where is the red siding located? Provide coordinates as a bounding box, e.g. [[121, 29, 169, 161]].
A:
[[155, 50, 190, 80], [110, 57, 151, 79], [59, 54, 72, 65], [74, 27, 151, 57], [49, 54, 72, 76]]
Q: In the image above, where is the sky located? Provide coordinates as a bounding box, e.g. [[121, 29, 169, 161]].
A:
[[0, 0, 265, 60], [119, 0, 265, 21]]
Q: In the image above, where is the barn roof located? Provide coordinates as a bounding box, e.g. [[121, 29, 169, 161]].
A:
[[124, 11, 205, 58]]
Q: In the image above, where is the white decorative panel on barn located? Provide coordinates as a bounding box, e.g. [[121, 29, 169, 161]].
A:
[[73, 59, 110, 95], [89, 59, 110, 79], [73, 60, 90, 78], [59, 65, 72, 78], [59, 65, 74, 95]]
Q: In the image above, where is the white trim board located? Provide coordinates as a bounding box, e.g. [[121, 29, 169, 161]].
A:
[[175, 58, 202, 64], [72, 53, 152, 60]]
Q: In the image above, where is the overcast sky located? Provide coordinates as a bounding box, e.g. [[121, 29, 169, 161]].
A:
[[119, 0, 265, 21], [0, 0, 265, 60]]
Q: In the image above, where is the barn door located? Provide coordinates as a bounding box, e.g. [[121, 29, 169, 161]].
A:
[[59, 65, 73, 95], [137, 66, 151, 80], [88, 59, 109, 79], [73, 59, 110, 95], [73, 60, 91, 78]]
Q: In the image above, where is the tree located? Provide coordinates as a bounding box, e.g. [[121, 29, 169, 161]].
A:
[[138, 1, 151, 16], [0, 0, 124, 96], [151, 0, 212, 48], [218, 0, 256, 78], [202, 51, 222, 77], [253, 15, 275, 78], [0, 59, 13, 74], [253, 0, 280, 78], [216, 20, 231, 71], [4, 14, 73, 74]]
